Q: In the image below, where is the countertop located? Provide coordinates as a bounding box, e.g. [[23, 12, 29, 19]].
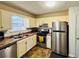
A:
[[0, 32, 36, 50], [47, 33, 52, 35]]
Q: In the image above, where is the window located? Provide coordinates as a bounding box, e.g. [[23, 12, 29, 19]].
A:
[[11, 16, 29, 32]]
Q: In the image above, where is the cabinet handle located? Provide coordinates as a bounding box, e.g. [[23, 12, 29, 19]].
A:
[[77, 38, 79, 40]]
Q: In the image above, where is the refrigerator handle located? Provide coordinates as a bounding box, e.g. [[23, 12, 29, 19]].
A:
[[77, 38, 79, 40]]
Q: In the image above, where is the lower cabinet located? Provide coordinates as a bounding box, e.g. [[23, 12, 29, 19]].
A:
[[76, 40, 79, 57], [26, 37, 33, 52], [17, 38, 27, 58], [46, 34, 51, 49], [17, 34, 37, 58], [32, 35, 37, 46], [26, 35, 37, 52]]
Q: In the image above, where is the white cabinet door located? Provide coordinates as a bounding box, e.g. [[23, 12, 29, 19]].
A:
[[33, 35, 37, 46], [32, 35, 37, 47], [76, 15, 79, 57], [76, 14, 79, 57], [26, 37, 31, 52], [0, 10, 11, 30], [26, 37, 33, 52], [1, 10, 11, 30], [76, 15, 79, 38], [17, 39, 27, 58], [76, 39, 79, 57], [46, 34, 51, 49], [26, 35, 36, 52], [30, 37, 34, 49]]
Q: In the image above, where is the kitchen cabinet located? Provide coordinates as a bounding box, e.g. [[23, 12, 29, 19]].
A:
[[26, 35, 37, 52], [17, 38, 27, 58], [31, 35, 37, 47], [32, 35, 37, 46], [0, 9, 11, 30], [36, 17, 52, 27], [29, 17, 36, 27], [26, 37, 33, 52], [76, 14, 79, 57], [76, 15, 79, 38], [76, 40, 79, 58], [17, 34, 37, 57], [46, 34, 51, 49]]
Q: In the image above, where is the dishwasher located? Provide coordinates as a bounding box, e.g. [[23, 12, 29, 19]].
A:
[[0, 43, 17, 58]]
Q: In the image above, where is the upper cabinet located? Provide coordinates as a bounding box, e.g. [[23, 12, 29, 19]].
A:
[[29, 17, 36, 27], [0, 9, 11, 30]]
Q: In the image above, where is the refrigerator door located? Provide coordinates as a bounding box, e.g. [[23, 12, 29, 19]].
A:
[[52, 21, 68, 56], [52, 21, 67, 31], [52, 32, 60, 53], [52, 21, 61, 31], [60, 32, 67, 56], [52, 32, 67, 56]]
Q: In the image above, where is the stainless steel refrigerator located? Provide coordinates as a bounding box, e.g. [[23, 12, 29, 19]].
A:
[[52, 21, 68, 56]]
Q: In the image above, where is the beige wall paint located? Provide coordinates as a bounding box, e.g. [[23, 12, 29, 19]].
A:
[[36, 10, 68, 18], [36, 17, 52, 27], [36, 11, 68, 27], [0, 3, 34, 17], [0, 3, 68, 28], [0, 3, 36, 37], [28, 17, 36, 27], [0, 3, 68, 36], [0, 3, 36, 28]]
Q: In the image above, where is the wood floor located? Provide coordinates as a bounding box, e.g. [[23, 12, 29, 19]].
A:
[[23, 45, 52, 58], [22, 45, 67, 58]]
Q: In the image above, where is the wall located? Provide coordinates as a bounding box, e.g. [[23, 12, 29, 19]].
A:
[[36, 11, 68, 27], [0, 3, 36, 37], [1, 2, 79, 58], [69, 6, 79, 57], [0, 3, 68, 28], [0, 3, 36, 28], [28, 17, 36, 28]]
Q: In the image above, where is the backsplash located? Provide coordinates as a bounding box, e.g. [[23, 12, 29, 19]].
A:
[[4, 29, 31, 37]]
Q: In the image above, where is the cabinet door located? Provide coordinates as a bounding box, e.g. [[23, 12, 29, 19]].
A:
[[76, 15, 79, 38], [17, 39, 27, 58], [29, 17, 36, 27], [32, 35, 37, 46], [0, 11, 2, 28], [76, 15, 79, 57], [26, 37, 33, 52], [46, 35, 51, 49], [30, 36, 34, 48], [76, 39, 79, 57], [1, 10, 11, 30]]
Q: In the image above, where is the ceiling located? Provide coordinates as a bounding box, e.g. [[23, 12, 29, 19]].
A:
[[1, 1, 79, 15]]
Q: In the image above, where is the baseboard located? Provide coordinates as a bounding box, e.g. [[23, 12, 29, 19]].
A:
[[68, 53, 76, 58]]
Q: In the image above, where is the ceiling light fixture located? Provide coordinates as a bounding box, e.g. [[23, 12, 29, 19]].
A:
[[45, 1, 57, 8]]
